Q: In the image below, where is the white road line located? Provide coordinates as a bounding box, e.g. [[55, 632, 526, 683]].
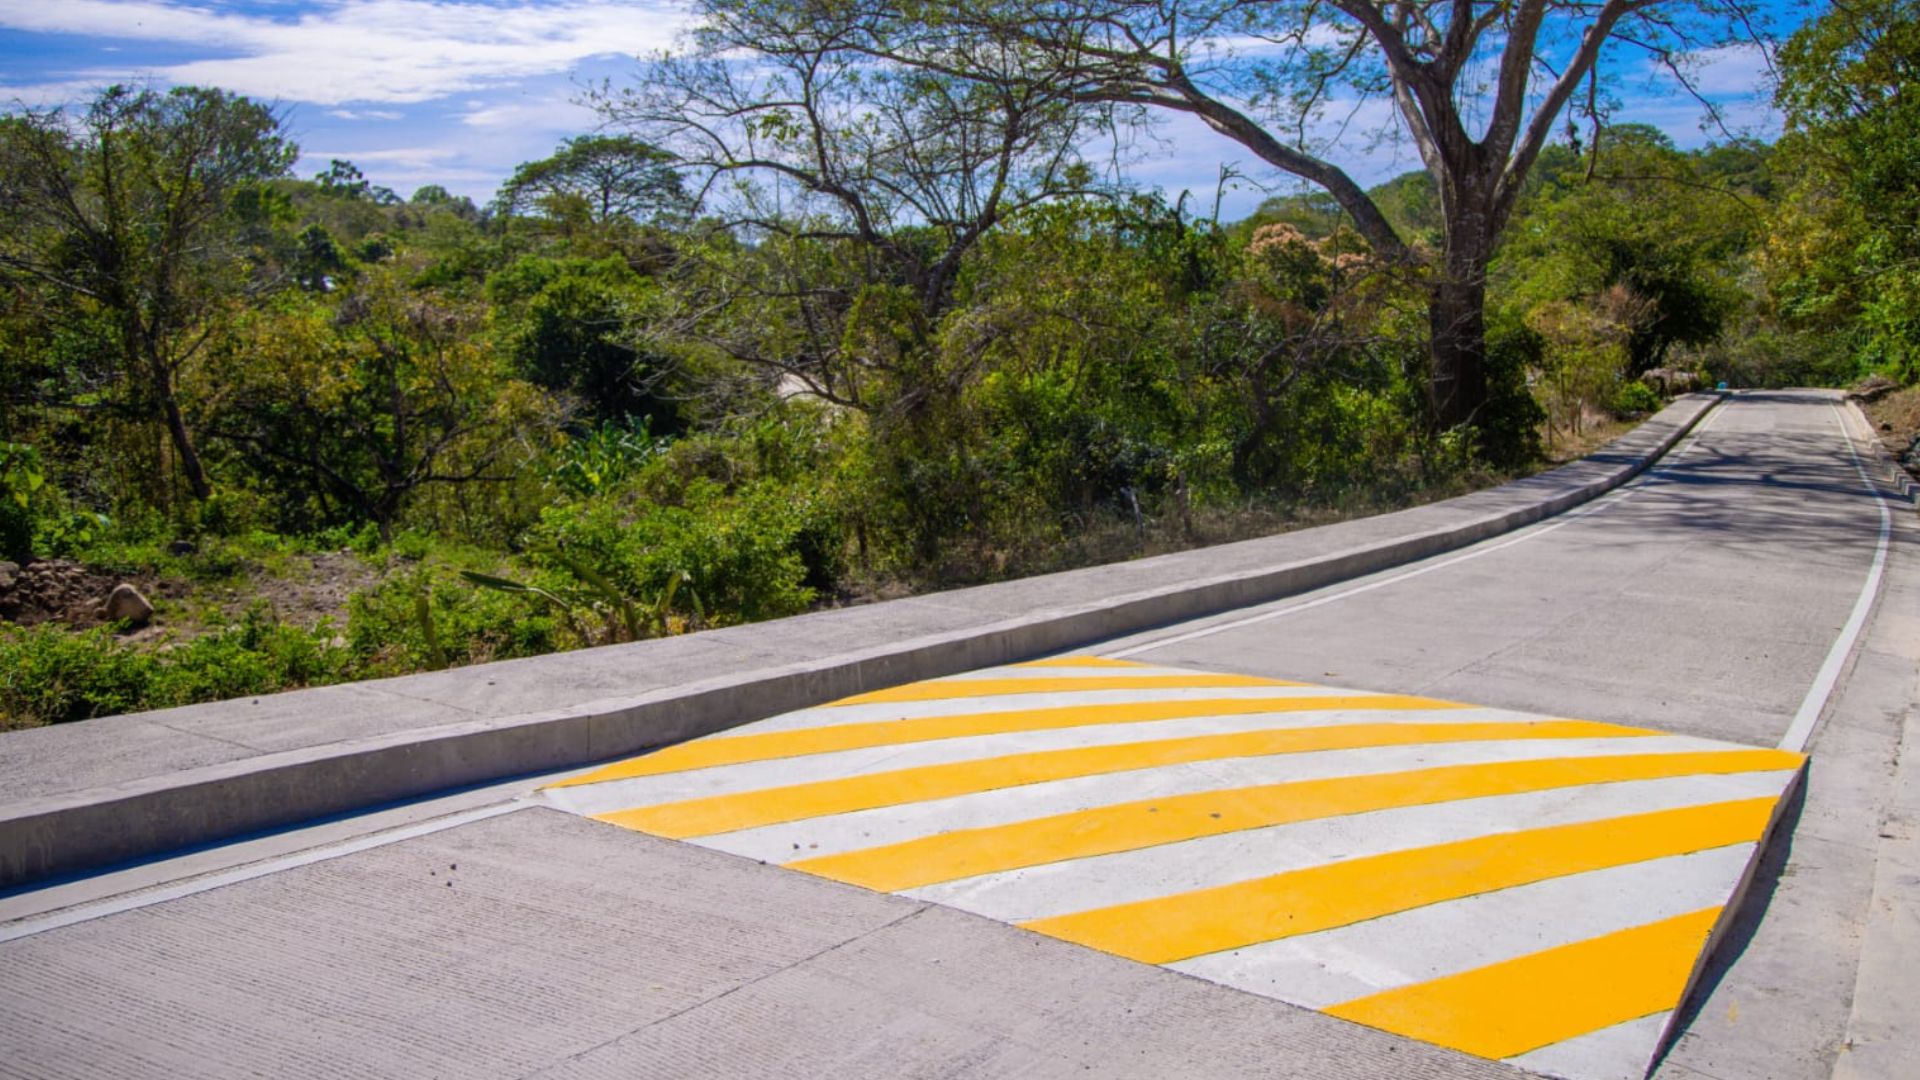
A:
[[1108, 402, 1730, 660], [0, 801, 529, 944], [1777, 405, 1897, 754]]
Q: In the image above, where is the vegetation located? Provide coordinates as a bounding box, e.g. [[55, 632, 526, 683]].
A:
[[2, 1, 1913, 728]]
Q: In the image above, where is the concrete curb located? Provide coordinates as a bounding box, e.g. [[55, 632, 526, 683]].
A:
[[0, 395, 1721, 890]]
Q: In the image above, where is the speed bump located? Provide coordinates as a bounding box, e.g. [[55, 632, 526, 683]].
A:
[[544, 657, 1804, 1080]]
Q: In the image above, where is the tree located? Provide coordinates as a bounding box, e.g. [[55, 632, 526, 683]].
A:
[[409, 184, 480, 220], [0, 85, 296, 500], [316, 158, 399, 205], [1768, 0, 1920, 381], [754, 0, 1769, 437], [496, 135, 688, 225], [202, 270, 562, 539], [487, 255, 679, 427], [596, 0, 1103, 415], [1495, 125, 1754, 375]]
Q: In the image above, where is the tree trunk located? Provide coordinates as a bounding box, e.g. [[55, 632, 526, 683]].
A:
[[1427, 225, 1492, 430], [136, 329, 213, 501], [158, 383, 213, 501]]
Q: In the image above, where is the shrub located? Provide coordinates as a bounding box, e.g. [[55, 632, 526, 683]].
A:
[[0, 626, 155, 727], [0, 609, 356, 729], [346, 564, 567, 672], [1611, 380, 1663, 418], [533, 478, 826, 626]]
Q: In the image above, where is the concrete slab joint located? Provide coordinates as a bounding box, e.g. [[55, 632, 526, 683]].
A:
[[0, 394, 1723, 889]]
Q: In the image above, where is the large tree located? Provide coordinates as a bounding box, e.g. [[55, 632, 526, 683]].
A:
[[716, 0, 1769, 433], [496, 135, 689, 225], [1768, 0, 1919, 381], [596, 2, 1104, 413], [0, 85, 295, 500]]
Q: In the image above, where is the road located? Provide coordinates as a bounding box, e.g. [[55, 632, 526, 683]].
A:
[[1, 389, 1913, 1080]]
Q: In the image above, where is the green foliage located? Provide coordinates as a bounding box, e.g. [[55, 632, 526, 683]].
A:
[[1769, 0, 1920, 383], [0, 442, 46, 561], [496, 135, 687, 225], [0, 609, 355, 728], [0, 84, 299, 503], [1495, 127, 1752, 377], [532, 478, 824, 626], [552, 417, 670, 496], [10, 73, 1833, 725], [1476, 317, 1548, 469], [1611, 380, 1664, 418], [0, 442, 114, 560], [491, 256, 677, 426], [346, 562, 567, 672], [202, 271, 563, 537]]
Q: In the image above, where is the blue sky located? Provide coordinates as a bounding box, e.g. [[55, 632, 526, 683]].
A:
[[0, 1, 1808, 221]]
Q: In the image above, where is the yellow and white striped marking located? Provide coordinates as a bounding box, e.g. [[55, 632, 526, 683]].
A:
[[544, 658, 1804, 1080]]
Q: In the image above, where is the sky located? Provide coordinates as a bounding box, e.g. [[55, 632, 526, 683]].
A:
[[0, 0, 1810, 222]]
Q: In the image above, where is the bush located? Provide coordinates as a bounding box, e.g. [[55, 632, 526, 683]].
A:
[[346, 563, 567, 672], [1, 443, 43, 562], [0, 609, 356, 729], [533, 478, 827, 626], [0, 626, 154, 727], [1611, 380, 1663, 417]]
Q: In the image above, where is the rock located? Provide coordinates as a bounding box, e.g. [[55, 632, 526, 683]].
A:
[[104, 583, 154, 627], [1640, 368, 1700, 395], [0, 560, 16, 590], [1848, 374, 1901, 403], [167, 540, 198, 557]]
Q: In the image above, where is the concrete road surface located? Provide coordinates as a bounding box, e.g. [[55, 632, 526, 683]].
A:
[[2, 390, 1913, 1080]]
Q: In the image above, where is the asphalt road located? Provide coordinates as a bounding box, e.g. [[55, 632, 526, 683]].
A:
[[1, 389, 1912, 1080]]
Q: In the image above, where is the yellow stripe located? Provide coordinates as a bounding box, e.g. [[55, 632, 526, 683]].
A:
[[791, 749, 1802, 892], [1019, 797, 1774, 964], [829, 673, 1310, 706], [1012, 656, 1149, 668], [1325, 907, 1722, 1059], [547, 693, 1462, 789], [590, 720, 1651, 839]]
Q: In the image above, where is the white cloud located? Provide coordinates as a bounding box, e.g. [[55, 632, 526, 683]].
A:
[[0, 79, 110, 108], [304, 144, 462, 168], [460, 94, 597, 130], [0, 0, 692, 105], [1657, 43, 1776, 98], [327, 108, 404, 120]]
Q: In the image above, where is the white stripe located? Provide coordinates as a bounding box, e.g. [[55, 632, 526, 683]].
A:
[[1506, 1010, 1674, 1080], [541, 706, 1619, 818], [698, 735, 1752, 863], [904, 769, 1797, 923], [741, 684, 1383, 734], [1779, 404, 1896, 754], [1173, 845, 1754, 1008], [1109, 401, 1729, 660]]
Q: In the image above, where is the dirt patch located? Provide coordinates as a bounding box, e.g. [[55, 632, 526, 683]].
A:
[[0, 559, 174, 631], [0, 550, 380, 642], [237, 552, 380, 631], [1859, 383, 1920, 482]]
